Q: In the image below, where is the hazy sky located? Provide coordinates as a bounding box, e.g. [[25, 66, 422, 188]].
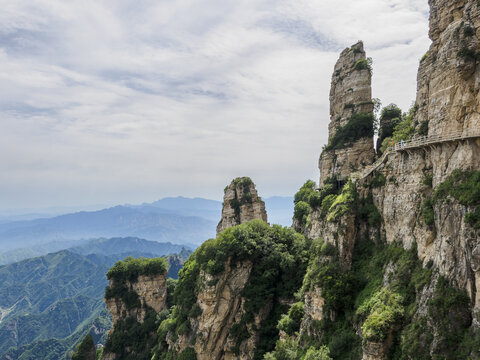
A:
[[0, 0, 430, 212]]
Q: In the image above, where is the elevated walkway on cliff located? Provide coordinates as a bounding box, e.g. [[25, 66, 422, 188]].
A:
[[351, 127, 480, 181]]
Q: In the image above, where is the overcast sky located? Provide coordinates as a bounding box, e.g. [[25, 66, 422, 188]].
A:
[[0, 0, 430, 213]]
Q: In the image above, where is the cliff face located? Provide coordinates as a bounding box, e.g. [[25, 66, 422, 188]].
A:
[[375, 0, 480, 310], [299, 1, 480, 359], [102, 258, 168, 360], [318, 41, 375, 186], [217, 177, 268, 236], [417, 0, 480, 135], [166, 259, 268, 360], [105, 274, 167, 326]]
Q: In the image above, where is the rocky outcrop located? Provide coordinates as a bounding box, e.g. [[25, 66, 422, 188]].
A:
[[217, 177, 268, 236], [307, 202, 357, 268], [318, 41, 375, 186], [103, 270, 167, 360], [167, 259, 270, 360], [105, 274, 167, 325], [298, 286, 325, 341]]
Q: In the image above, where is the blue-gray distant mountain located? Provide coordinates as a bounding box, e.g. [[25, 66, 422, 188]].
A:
[[0, 205, 215, 252], [0, 237, 191, 360], [0, 196, 293, 254]]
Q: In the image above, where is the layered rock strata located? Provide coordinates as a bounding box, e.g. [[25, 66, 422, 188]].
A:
[[217, 177, 268, 236]]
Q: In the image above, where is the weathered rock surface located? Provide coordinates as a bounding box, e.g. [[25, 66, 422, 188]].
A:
[[217, 177, 268, 236], [416, 0, 480, 136], [318, 41, 375, 186], [371, 0, 480, 312], [105, 274, 167, 325], [102, 274, 167, 360], [167, 259, 270, 360], [298, 286, 325, 342], [306, 2, 480, 358], [307, 206, 357, 268]]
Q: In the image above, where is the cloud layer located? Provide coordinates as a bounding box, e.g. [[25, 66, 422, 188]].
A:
[[0, 0, 430, 212]]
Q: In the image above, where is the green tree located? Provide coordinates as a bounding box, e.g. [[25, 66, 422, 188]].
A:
[[71, 334, 95, 360]]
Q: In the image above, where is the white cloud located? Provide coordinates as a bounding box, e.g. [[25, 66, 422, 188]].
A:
[[0, 0, 430, 211]]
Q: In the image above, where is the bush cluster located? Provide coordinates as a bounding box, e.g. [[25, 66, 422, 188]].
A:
[[71, 334, 95, 360], [277, 302, 305, 336], [107, 257, 169, 282], [421, 170, 480, 229], [379, 103, 418, 153], [353, 58, 372, 73], [356, 288, 404, 342], [324, 112, 375, 151], [155, 220, 309, 360], [105, 309, 159, 360]]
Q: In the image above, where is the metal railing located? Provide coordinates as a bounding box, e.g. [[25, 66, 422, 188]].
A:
[[350, 127, 480, 181]]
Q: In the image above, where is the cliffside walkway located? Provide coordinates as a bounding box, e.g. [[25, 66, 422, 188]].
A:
[[351, 127, 480, 181]]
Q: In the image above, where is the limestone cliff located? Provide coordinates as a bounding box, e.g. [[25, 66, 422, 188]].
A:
[[102, 257, 168, 360], [105, 274, 167, 326], [165, 259, 268, 360], [295, 1, 480, 359], [372, 0, 480, 309], [217, 177, 268, 236], [318, 41, 375, 186]]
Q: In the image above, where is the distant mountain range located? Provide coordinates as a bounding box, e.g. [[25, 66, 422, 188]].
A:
[[0, 237, 191, 360], [0, 196, 293, 254]]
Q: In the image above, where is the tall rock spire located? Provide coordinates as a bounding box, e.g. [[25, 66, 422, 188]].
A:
[[216, 177, 268, 236], [318, 41, 375, 186]]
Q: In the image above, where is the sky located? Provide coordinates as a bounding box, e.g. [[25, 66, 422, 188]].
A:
[[0, 0, 431, 213]]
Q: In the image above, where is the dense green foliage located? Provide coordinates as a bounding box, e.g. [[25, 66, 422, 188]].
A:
[[370, 173, 386, 188], [293, 179, 344, 229], [379, 103, 418, 153], [278, 302, 305, 336], [104, 309, 159, 360], [301, 239, 354, 314], [357, 288, 404, 341], [265, 337, 333, 360], [353, 58, 372, 73], [325, 181, 356, 222], [421, 197, 435, 226], [293, 179, 354, 230], [107, 256, 169, 282], [324, 112, 375, 151], [154, 220, 309, 360], [71, 334, 95, 360], [356, 193, 382, 227], [377, 104, 402, 152]]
